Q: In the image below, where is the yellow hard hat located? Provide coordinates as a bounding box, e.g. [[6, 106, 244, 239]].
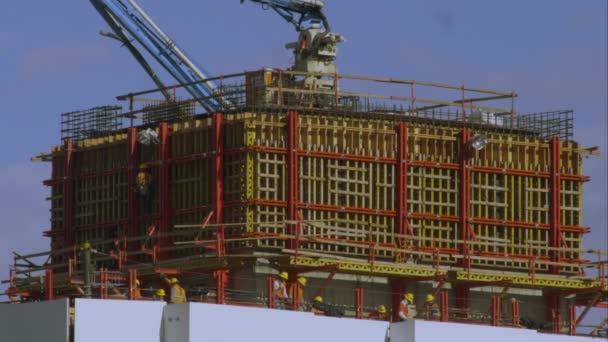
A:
[[170, 277, 179, 284], [297, 277, 307, 286], [279, 272, 289, 280], [156, 289, 166, 297], [404, 293, 414, 302], [139, 164, 147, 170], [378, 305, 387, 313], [135, 279, 140, 286], [314, 296, 323, 303], [426, 294, 435, 302]]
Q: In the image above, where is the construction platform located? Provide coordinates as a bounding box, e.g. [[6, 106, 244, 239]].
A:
[[5, 69, 607, 337]]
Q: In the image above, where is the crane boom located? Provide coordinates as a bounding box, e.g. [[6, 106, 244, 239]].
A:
[[89, 0, 224, 112]]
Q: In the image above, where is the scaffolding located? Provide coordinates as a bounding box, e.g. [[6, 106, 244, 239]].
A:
[[61, 105, 123, 141]]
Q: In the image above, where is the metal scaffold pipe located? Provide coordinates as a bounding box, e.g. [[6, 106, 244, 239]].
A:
[[82, 242, 93, 299]]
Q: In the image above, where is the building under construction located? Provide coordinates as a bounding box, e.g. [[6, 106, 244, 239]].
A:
[[2, 0, 607, 339], [3, 68, 604, 336]]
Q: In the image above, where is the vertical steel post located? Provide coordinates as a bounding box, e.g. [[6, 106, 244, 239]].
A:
[[356, 288, 364, 319], [291, 278, 302, 311], [461, 86, 466, 122], [396, 123, 409, 244], [492, 296, 501, 326], [128, 269, 137, 300], [158, 122, 170, 261], [45, 269, 54, 301], [287, 111, 299, 249], [458, 128, 472, 269], [63, 139, 75, 250], [267, 276, 276, 309], [127, 128, 139, 249], [569, 305, 576, 336], [213, 113, 224, 225], [455, 285, 470, 320], [546, 291, 562, 334], [100, 268, 108, 300], [440, 291, 449, 322], [391, 279, 405, 322], [214, 270, 227, 305], [549, 136, 561, 274], [512, 299, 521, 327], [83, 242, 92, 298]]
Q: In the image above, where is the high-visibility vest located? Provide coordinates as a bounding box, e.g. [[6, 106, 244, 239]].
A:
[[398, 299, 411, 320], [273, 279, 288, 299], [171, 284, 186, 304], [289, 284, 303, 306]]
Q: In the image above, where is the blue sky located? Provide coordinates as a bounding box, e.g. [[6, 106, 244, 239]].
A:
[[1, 0, 606, 323]]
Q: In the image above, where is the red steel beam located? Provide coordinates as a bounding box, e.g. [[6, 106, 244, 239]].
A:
[[492, 296, 501, 326], [440, 291, 449, 322], [267, 276, 276, 309], [356, 288, 364, 319], [287, 111, 299, 250], [455, 284, 471, 319], [458, 128, 472, 269], [158, 122, 170, 261], [214, 270, 228, 304], [62, 139, 75, 249], [45, 269, 54, 301], [127, 128, 139, 250], [569, 305, 577, 336], [396, 122, 410, 243], [213, 113, 224, 225], [546, 291, 562, 334], [550, 136, 561, 274], [512, 299, 521, 327], [391, 279, 407, 322]]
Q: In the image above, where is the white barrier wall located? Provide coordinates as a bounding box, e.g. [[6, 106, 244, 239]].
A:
[[390, 320, 595, 342], [74, 299, 165, 342], [163, 303, 390, 342], [0, 299, 69, 342]]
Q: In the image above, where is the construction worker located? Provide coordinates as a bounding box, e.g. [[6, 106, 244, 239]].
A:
[[424, 294, 440, 320], [273, 271, 289, 308], [136, 164, 153, 217], [310, 296, 345, 317], [368, 305, 388, 321], [398, 293, 416, 321], [289, 276, 307, 310], [311, 296, 324, 315], [132, 279, 142, 300], [154, 289, 166, 302], [168, 277, 187, 304]]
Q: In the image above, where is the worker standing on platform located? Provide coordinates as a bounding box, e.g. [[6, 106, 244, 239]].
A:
[[273, 271, 289, 309], [167, 277, 187, 304], [424, 294, 440, 320], [289, 276, 307, 310], [135, 164, 153, 218], [399, 293, 416, 321], [368, 305, 388, 321], [132, 279, 142, 300]]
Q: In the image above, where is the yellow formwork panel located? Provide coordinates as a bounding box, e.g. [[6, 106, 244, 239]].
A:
[[46, 110, 587, 278]]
